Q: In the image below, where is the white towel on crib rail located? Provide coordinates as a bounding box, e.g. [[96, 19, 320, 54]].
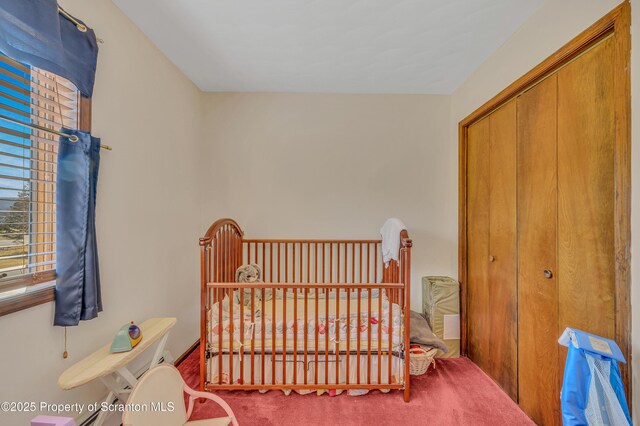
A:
[[380, 218, 407, 268]]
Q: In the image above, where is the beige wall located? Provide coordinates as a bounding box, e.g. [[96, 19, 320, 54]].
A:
[[200, 93, 456, 311], [0, 0, 203, 423], [0, 0, 637, 423], [451, 0, 638, 414], [451, 0, 621, 121]]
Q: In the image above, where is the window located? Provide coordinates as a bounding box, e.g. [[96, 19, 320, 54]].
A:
[[0, 53, 85, 315]]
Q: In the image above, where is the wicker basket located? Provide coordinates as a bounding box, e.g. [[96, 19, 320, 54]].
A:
[[409, 347, 437, 375]]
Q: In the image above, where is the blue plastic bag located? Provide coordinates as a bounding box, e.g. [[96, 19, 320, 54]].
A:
[[559, 328, 631, 426]]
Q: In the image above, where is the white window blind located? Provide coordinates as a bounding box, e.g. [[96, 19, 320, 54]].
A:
[[0, 53, 80, 299]]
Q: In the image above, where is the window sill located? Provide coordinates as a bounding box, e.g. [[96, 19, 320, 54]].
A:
[[0, 283, 54, 317]]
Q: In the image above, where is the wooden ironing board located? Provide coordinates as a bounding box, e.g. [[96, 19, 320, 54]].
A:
[[58, 317, 176, 425]]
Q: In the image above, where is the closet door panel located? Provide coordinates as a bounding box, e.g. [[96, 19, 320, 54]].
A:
[[557, 39, 615, 341], [488, 100, 517, 400], [517, 75, 560, 425], [466, 118, 490, 369]]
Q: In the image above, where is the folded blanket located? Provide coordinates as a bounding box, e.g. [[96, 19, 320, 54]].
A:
[[410, 310, 448, 353], [380, 218, 406, 267]]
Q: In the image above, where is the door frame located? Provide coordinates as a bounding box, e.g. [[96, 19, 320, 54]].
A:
[[458, 0, 631, 399]]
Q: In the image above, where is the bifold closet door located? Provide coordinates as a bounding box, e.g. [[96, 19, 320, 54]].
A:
[[517, 75, 560, 426], [467, 117, 490, 375], [556, 37, 615, 368], [487, 100, 517, 400], [463, 8, 628, 424], [467, 101, 517, 400]]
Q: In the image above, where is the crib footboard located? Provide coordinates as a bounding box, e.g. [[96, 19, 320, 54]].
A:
[[199, 219, 412, 401]]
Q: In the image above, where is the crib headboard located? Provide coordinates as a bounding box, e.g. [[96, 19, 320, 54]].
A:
[[200, 218, 244, 284]]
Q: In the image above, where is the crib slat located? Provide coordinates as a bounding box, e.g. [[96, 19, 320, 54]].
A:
[[231, 231, 235, 279], [293, 286, 298, 385], [292, 243, 296, 283], [221, 227, 225, 282], [322, 243, 326, 284], [367, 243, 370, 283], [283, 286, 287, 385], [228, 226, 232, 281], [217, 234, 222, 384], [240, 287, 244, 384], [269, 242, 273, 282], [307, 242, 311, 283], [272, 287, 276, 385], [335, 286, 340, 385], [251, 288, 255, 385], [304, 287, 308, 385], [403, 247, 411, 394], [344, 244, 355, 283], [367, 289, 372, 384], [374, 243, 379, 283], [346, 287, 350, 385], [357, 288, 361, 384], [358, 243, 362, 283], [261, 286, 266, 385], [388, 286, 393, 384], [325, 288, 329, 385], [229, 287, 234, 384], [329, 244, 333, 287], [314, 287, 319, 385], [222, 227, 226, 282], [378, 290, 383, 383]]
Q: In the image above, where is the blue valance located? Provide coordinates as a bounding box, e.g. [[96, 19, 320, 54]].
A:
[[0, 0, 98, 97]]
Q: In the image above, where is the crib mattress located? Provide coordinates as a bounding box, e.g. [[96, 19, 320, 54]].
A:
[[209, 290, 403, 353]]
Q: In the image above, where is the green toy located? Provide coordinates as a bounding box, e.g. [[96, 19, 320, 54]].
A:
[[110, 321, 143, 353]]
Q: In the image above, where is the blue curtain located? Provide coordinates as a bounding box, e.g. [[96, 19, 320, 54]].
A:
[[0, 0, 98, 96], [0, 1, 101, 324], [54, 130, 101, 326]]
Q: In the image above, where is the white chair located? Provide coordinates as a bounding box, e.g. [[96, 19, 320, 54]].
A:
[[122, 364, 238, 426]]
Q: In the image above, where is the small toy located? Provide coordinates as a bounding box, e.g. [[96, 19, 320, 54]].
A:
[[110, 321, 143, 353]]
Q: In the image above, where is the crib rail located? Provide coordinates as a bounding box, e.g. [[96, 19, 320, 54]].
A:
[[243, 240, 382, 284], [199, 219, 412, 401]]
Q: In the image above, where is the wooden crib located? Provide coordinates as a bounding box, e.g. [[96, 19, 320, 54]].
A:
[[199, 218, 413, 401]]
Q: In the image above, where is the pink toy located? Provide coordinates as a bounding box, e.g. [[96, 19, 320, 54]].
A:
[[31, 416, 77, 426]]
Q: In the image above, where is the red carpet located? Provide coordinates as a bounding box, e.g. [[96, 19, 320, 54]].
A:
[[177, 349, 533, 426]]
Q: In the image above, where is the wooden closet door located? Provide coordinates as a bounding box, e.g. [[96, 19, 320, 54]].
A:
[[467, 117, 490, 369], [467, 102, 517, 399], [557, 38, 615, 348], [487, 100, 517, 400], [517, 75, 560, 425]]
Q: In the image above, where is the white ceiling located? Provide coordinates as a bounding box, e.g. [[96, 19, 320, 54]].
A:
[[113, 0, 543, 94]]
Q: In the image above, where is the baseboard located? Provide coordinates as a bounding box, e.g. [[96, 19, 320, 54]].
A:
[[175, 340, 199, 366]]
